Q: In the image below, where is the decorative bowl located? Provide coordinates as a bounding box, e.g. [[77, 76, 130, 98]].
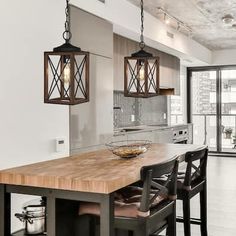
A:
[[106, 140, 151, 158]]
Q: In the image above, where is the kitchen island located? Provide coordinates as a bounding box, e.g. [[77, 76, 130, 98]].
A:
[[0, 143, 203, 236]]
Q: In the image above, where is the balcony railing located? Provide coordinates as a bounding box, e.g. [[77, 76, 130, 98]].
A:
[[192, 113, 236, 152]]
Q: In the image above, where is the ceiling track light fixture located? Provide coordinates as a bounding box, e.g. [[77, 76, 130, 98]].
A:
[[44, 0, 89, 105], [164, 13, 170, 25], [222, 14, 234, 24], [157, 7, 192, 35], [177, 23, 181, 31], [124, 0, 160, 98]]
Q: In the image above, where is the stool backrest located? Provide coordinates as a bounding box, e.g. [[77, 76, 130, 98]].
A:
[[183, 147, 208, 188], [139, 157, 179, 214]]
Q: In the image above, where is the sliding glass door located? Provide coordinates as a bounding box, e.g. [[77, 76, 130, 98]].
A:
[[190, 70, 217, 152], [221, 69, 236, 152], [188, 66, 236, 154]]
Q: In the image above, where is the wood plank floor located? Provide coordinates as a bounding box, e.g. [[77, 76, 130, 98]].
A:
[[177, 156, 236, 236]]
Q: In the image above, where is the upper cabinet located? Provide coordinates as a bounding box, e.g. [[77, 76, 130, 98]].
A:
[[160, 52, 180, 95], [70, 7, 114, 153], [114, 34, 180, 95]]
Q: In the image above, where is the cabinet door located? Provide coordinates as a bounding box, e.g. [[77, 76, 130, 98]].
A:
[[127, 131, 154, 142], [71, 6, 113, 58], [70, 55, 113, 150], [113, 134, 128, 142], [160, 53, 173, 88], [160, 54, 180, 95], [70, 7, 113, 152], [153, 129, 173, 143], [173, 57, 180, 95]]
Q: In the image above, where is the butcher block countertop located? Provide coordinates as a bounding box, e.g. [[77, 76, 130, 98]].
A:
[[0, 143, 203, 194]]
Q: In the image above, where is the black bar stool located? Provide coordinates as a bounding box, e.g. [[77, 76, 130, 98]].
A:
[[78, 158, 179, 236], [176, 147, 208, 236]]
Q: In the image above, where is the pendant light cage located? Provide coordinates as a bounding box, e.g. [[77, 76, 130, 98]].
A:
[[124, 0, 160, 98], [124, 55, 160, 98], [44, 0, 89, 105]]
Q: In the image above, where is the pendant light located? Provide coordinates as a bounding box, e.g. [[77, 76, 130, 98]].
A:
[[124, 0, 160, 98], [44, 0, 89, 105]]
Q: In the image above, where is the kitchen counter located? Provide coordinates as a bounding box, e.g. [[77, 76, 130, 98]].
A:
[[0, 143, 202, 236], [114, 123, 191, 136]]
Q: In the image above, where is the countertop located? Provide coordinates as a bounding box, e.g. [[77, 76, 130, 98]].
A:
[[114, 123, 192, 136], [0, 143, 201, 194]]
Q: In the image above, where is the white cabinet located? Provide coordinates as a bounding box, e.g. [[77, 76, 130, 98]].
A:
[[70, 55, 113, 150], [127, 131, 155, 142], [70, 7, 114, 153], [159, 53, 180, 95], [153, 129, 173, 143], [113, 129, 173, 144]]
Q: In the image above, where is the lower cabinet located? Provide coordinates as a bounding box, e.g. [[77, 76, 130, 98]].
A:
[[153, 129, 173, 143], [126, 131, 155, 142], [114, 129, 174, 144]]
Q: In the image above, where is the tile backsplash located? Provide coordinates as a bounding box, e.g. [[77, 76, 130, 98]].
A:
[[113, 91, 168, 128]]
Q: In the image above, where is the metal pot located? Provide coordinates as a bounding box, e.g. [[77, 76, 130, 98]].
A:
[[24, 205, 45, 218], [15, 204, 46, 235]]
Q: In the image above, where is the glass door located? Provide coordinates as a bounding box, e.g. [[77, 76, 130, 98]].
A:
[[188, 66, 236, 154], [221, 69, 236, 153], [190, 70, 218, 152]]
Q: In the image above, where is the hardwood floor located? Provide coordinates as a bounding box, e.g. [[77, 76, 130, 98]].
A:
[[177, 156, 236, 236]]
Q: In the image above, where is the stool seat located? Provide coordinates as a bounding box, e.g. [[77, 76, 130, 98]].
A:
[[79, 186, 167, 218], [77, 158, 179, 236]]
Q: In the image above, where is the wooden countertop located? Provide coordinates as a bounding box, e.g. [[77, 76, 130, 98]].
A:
[[0, 143, 203, 194]]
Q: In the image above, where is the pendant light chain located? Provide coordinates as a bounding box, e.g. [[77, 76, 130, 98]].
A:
[[140, 0, 145, 50], [44, 0, 90, 105], [63, 0, 72, 43]]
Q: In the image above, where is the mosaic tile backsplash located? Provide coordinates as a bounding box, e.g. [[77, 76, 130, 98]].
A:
[[113, 91, 168, 128]]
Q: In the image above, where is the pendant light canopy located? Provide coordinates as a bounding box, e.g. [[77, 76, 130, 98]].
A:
[[44, 0, 89, 105], [124, 0, 160, 98]]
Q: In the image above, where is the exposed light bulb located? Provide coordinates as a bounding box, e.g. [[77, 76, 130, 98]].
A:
[[63, 60, 71, 84], [139, 67, 145, 80]]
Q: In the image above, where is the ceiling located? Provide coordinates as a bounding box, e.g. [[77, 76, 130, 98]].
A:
[[127, 0, 236, 50]]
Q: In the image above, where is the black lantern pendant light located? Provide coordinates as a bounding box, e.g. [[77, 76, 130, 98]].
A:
[[44, 0, 89, 105], [124, 0, 159, 98]]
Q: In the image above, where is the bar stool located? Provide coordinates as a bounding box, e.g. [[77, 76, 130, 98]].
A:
[[78, 158, 179, 236], [176, 147, 208, 236]]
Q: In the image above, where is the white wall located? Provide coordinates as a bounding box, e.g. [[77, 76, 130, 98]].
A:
[[1, 0, 70, 232], [0, 0, 70, 169], [212, 49, 236, 65], [71, 0, 212, 65]]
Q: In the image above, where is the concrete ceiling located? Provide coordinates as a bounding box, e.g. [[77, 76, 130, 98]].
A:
[[127, 0, 236, 50]]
